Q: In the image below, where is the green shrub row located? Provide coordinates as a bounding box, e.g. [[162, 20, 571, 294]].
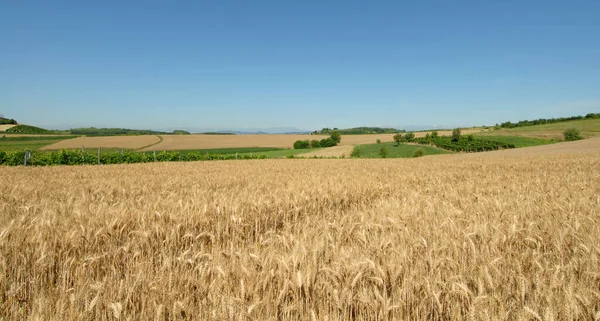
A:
[[412, 136, 515, 152], [0, 149, 267, 166]]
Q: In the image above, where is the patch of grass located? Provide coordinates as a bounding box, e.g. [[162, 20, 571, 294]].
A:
[[356, 142, 452, 158], [0, 136, 79, 152], [0, 140, 65, 152], [472, 135, 557, 148]]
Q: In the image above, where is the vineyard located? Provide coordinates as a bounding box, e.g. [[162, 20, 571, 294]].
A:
[[0, 149, 267, 166], [413, 136, 515, 152]]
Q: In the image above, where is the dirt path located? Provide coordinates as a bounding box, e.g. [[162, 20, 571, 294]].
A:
[[297, 145, 354, 157]]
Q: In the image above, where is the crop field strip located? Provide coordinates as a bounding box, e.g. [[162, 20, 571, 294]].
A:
[[41, 135, 161, 150], [2, 138, 600, 320]]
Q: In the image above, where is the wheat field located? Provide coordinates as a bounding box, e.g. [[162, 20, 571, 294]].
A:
[[1, 142, 600, 320], [41, 135, 161, 150]]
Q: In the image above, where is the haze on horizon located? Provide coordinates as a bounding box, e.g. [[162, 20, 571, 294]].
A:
[[2, 1, 599, 131]]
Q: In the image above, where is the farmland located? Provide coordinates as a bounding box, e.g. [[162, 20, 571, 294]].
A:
[[38, 130, 482, 152], [41, 135, 161, 150], [1, 138, 599, 320]]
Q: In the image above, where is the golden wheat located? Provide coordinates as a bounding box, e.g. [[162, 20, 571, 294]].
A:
[[1, 148, 599, 320]]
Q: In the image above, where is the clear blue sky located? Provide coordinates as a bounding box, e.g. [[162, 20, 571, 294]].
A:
[[2, 0, 599, 131]]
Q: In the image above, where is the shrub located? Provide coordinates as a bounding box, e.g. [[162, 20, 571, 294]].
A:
[[564, 128, 583, 141], [413, 148, 424, 158], [404, 132, 415, 141], [467, 135, 474, 142], [379, 146, 388, 158], [431, 131, 439, 138], [350, 146, 361, 158], [319, 138, 337, 147], [452, 128, 461, 142], [310, 140, 321, 148], [293, 140, 310, 149], [376, 139, 381, 144]]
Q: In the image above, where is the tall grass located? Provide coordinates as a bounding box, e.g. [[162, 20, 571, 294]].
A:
[[1, 154, 599, 320]]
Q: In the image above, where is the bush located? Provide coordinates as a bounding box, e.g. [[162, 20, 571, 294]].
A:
[[350, 146, 361, 158], [319, 138, 337, 147], [330, 130, 341, 144], [310, 140, 321, 148], [431, 131, 439, 138], [467, 135, 474, 142], [376, 139, 381, 144], [379, 146, 388, 158], [404, 132, 415, 141], [452, 128, 462, 142], [413, 148, 424, 158], [564, 128, 583, 141], [293, 140, 310, 149]]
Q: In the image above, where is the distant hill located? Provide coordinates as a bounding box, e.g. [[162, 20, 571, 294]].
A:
[[69, 127, 192, 136], [5, 124, 54, 134], [312, 127, 405, 135]]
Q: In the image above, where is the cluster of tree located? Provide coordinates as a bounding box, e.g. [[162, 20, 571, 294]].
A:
[[394, 128, 514, 152], [294, 130, 341, 149], [496, 113, 600, 129], [69, 128, 170, 136], [313, 127, 404, 135], [172, 130, 191, 135], [0, 149, 268, 166], [392, 132, 416, 145], [0, 117, 17, 125]]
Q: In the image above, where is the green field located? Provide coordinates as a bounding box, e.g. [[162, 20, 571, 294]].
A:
[[472, 135, 558, 148], [353, 142, 452, 158], [0, 136, 79, 152], [499, 118, 600, 135]]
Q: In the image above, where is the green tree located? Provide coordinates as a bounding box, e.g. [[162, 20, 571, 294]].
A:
[[404, 132, 415, 141], [451, 128, 462, 142], [310, 140, 321, 148], [293, 140, 310, 149], [320, 138, 337, 147], [393, 133, 403, 146], [431, 131, 439, 138]]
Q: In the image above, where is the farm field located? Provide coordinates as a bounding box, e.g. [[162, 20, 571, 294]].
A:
[[42, 135, 161, 150], [482, 118, 600, 139], [0, 124, 17, 131], [2, 139, 599, 320], [40, 131, 482, 152], [352, 142, 453, 158]]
